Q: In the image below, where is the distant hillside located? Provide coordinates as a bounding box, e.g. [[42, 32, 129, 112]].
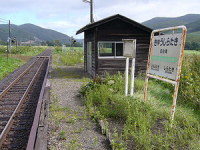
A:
[[142, 14, 200, 29], [18, 24, 70, 43], [142, 14, 200, 50], [186, 19, 200, 33], [0, 23, 83, 44]]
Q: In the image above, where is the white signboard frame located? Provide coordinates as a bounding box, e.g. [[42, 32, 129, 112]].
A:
[[143, 26, 187, 120]]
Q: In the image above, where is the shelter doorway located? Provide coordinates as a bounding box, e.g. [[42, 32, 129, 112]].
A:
[[87, 42, 92, 75]]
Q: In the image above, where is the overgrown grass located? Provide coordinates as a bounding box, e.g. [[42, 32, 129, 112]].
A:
[[0, 46, 47, 55], [184, 50, 200, 55], [179, 54, 200, 113], [53, 46, 83, 54], [0, 56, 25, 80], [80, 54, 200, 149], [0, 46, 47, 81], [60, 51, 84, 66], [53, 46, 84, 66]]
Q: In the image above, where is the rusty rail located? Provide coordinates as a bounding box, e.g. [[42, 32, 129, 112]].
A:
[[0, 58, 46, 148]]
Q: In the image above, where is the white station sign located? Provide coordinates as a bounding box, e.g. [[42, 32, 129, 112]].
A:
[[149, 33, 183, 80]]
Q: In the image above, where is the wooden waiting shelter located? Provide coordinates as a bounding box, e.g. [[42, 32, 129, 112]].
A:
[[76, 14, 152, 77]]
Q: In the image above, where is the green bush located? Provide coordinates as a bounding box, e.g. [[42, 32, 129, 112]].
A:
[[81, 72, 200, 149], [179, 54, 200, 111]]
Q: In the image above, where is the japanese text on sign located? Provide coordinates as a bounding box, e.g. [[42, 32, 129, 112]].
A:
[[149, 33, 182, 80], [154, 37, 178, 46]]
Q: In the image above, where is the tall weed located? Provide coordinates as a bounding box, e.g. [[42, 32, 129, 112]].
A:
[[81, 71, 200, 149], [60, 50, 84, 66], [179, 54, 200, 111]]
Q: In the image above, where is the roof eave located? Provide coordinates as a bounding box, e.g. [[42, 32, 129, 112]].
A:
[[76, 14, 153, 35]]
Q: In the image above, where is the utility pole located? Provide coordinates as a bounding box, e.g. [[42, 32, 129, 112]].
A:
[[83, 0, 94, 23], [90, 0, 93, 23], [9, 20, 11, 59]]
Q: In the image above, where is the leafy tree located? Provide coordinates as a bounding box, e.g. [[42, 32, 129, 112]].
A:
[[46, 41, 54, 46], [41, 41, 46, 46], [191, 42, 199, 50], [55, 39, 62, 46], [185, 41, 200, 50], [74, 42, 83, 47]]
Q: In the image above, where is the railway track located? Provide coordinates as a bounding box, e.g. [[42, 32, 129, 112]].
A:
[[0, 48, 51, 149]]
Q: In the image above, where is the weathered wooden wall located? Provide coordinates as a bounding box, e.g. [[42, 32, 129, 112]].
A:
[[84, 18, 151, 77], [96, 19, 151, 76], [98, 44, 149, 76]]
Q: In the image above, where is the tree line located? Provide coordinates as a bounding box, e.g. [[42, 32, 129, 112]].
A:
[[1, 38, 199, 51], [46, 40, 82, 47], [0, 39, 83, 47], [184, 41, 200, 51]]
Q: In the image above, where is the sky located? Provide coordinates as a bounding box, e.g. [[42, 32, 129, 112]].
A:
[[0, 0, 200, 39]]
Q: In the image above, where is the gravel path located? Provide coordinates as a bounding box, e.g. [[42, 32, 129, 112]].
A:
[[48, 60, 111, 150]]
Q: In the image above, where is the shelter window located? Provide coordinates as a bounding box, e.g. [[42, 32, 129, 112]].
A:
[[98, 42, 123, 58]]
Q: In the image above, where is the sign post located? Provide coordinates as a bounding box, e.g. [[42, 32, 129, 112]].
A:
[[123, 39, 136, 97], [144, 26, 187, 120]]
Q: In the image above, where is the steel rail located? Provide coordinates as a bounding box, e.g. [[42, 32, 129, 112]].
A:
[[0, 58, 46, 148], [0, 58, 39, 99]]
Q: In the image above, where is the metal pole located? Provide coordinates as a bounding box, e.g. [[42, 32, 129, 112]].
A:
[[90, 0, 94, 23], [9, 20, 11, 60], [143, 32, 154, 103], [16, 40, 18, 54], [6, 41, 8, 61], [70, 37, 72, 51], [130, 58, 135, 96], [171, 26, 187, 120], [125, 57, 129, 96], [171, 83, 178, 120], [143, 75, 149, 103]]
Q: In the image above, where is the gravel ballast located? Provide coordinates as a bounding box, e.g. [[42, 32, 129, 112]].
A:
[[48, 63, 112, 150]]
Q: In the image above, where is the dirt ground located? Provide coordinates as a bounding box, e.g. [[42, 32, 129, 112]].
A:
[[48, 62, 112, 150]]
